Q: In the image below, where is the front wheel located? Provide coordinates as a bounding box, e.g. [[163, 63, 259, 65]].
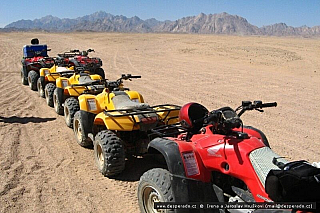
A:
[[37, 78, 45, 98], [64, 97, 79, 128], [73, 111, 92, 147], [94, 130, 125, 177], [28, 70, 39, 91], [44, 83, 56, 107], [21, 68, 28, 85], [138, 168, 174, 213], [53, 88, 64, 115]]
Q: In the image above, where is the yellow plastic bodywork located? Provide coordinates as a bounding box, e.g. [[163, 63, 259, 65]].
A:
[[40, 65, 74, 82], [94, 111, 141, 131], [79, 90, 144, 114], [78, 90, 145, 131], [79, 90, 180, 131], [153, 105, 180, 125], [55, 73, 103, 96]]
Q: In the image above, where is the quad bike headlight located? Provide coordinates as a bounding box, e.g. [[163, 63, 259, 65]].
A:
[[182, 152, 199, 176], [87, 99, 97, 111], [44, 70, 49, 75], [61, 80, 68, 88]]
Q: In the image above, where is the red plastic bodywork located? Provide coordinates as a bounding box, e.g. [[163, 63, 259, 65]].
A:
[[24, 56, 55, 71], [71, 55, 102, 66], [169, 125, 272, 202]]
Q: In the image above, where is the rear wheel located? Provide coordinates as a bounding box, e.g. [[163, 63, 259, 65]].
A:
[[28, 70, 39, 91], [138, 168, 174, 213], [73, 111, 92, 147], [64, 97, 79, 128], [21, 69, 28, 85], [53, 88, 64, 115], [37, 78, 45, 98], [94, 130, 125, 177], [44, 83, 55, 107]]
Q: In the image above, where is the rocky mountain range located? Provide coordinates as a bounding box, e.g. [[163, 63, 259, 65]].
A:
[[3, 11, 320, 36]]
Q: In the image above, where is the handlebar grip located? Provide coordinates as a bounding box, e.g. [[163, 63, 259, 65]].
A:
[[130, 75, 141, 78], [261, 102, 277, 108]]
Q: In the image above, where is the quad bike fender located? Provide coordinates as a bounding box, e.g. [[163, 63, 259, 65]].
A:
[[148, 138, 219, 204], [66, 86, 86, 97], [78, 94, 103, 114], [243, 125, 270, 147], [78, 110, 96, 136], [148, 138, 186, 176], [93, 111, 141, 131], [46, 73, 60, 82], [56, 87, 65, 105], [67, 75, 78, 85], [88, 74, 102, 81], [125, 91, 144, 103], [55, 77, 69, 90], [40, 67, 59, 84], [148, 138, 189, 203], [39, 68, 50, 77]]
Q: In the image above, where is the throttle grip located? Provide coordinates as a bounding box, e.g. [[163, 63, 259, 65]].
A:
[[261, 102, 277, 108]]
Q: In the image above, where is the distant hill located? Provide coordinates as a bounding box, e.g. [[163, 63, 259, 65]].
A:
[[3, 11, 320, 36]]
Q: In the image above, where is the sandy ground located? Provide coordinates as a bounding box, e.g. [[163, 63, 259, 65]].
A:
[[0, 32, 319, 212]]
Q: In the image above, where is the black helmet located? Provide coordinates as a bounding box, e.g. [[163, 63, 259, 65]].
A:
[[31, 38, 39, 44]]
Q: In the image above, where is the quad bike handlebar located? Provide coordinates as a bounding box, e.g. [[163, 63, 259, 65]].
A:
[[58, 49, 95, 57], [236, 101, 277, 117], [105, 74, 141, 91], [121, 74, 141, 80], [69, 74, 141, 92], [203, 101, 277, 134]]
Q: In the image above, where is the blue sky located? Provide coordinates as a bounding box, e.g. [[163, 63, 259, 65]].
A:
[[1, 0, 319, 28]]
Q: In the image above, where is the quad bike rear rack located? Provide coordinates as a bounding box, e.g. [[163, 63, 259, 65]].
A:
[[149, 123, 188, 137], [103, 104, 181, 125]]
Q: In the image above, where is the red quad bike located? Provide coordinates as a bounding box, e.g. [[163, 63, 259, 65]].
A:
[[138, 101, 320, 213], [21, 39, 55, 90], [58, 49, 105, 79]]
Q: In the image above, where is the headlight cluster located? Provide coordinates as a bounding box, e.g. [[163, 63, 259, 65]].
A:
[[61, 80, 68, 88], [87, 99, 97, 111]]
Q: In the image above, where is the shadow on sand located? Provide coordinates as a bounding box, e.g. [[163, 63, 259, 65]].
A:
[[0, 116, 56, 124], [112, 154, 167, 182]]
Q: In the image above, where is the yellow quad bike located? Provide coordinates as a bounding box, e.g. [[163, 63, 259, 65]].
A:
[[73, 74, 181, 177], [38, 62, 75, 98], [51, 68, 104, 128]]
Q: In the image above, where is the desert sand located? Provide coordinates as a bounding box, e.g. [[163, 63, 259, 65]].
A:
[[0, 32, 319, 212]]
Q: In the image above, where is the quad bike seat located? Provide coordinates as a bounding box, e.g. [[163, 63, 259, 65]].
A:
[[87, 85, 105, 94], [78, 75, 96, 84], [112, 92, 150, 110], [56, 66, 71, 73]]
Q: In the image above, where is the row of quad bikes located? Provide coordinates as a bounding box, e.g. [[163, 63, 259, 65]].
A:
[[21, 40, 320, 213]]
